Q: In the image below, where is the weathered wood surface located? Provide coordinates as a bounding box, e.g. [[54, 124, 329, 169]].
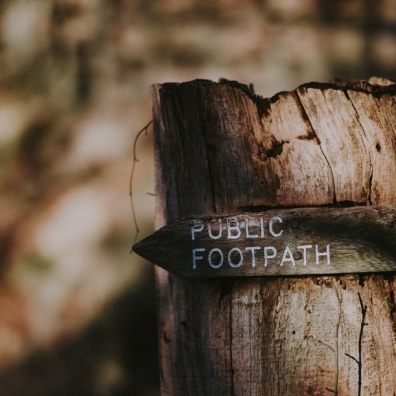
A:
[[151, 78, 396, 395], [134, 205, 396, 277]]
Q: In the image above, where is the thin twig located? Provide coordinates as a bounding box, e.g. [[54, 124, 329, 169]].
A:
[[129, 120, 153, 251]]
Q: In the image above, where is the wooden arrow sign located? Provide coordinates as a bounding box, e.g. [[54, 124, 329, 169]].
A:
[[132, 205, 396, 278]]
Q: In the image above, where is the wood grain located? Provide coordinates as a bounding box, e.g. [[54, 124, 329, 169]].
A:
[[151, 78, 396, 395], [134, 205, 396, 277]]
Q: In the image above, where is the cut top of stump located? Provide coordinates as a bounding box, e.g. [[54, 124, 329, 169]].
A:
[[151, 78, 396, 225]]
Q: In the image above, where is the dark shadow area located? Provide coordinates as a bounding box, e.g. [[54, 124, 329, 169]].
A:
[[0, 268, 159, 396]]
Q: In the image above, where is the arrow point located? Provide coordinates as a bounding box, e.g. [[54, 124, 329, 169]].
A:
[[131, 239, 145, 256]]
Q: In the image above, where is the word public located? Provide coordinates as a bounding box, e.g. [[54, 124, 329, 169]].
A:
[[190, 216, 331, 270]]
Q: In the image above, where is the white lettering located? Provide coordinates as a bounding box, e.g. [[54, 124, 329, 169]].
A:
[[264, 246, 277, 266], [245, 246, 261, 267], [227, 218, 241, 239], [297, 245, 312, 266], [192, 248, 205, 269], [228, 247, 244, 268], [208, 248, 224, 269], [208, 219, 223, 240], [280, 246, 296, 266], [269, 216, 283, 237], [259, 217, 265, 238], [191, 220, 204, 240], [315, 244, 331, 265], [245, 218, 259, 239]]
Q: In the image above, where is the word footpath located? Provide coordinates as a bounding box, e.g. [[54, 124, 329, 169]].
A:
[[132, 206, 396, 278], [190, 216, 330, 270]]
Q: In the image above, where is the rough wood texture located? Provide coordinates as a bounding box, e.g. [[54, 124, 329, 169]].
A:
[[134, 206, 396, 277], [151, 78, 396, 395]]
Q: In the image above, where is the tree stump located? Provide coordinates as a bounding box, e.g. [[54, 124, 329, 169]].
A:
[[151, 78, 396, 395]]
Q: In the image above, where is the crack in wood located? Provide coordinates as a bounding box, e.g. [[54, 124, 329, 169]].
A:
[[345, 352, 359, 364], [345, 293, 368, 396], [229, 298, 235, 396], [295, 91, 338, 204], [326, 387, 337, 394], [386, 282, 396, 338], [195, 86, 218, 214], [343, 90, 374, 205], [307, 336, 335, 351], [357, 292, 368, 396], [374, 97, 396, 141], [335, 288, 343, 396]]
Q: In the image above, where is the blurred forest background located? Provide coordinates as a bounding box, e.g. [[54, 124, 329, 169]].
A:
[[0, 0, 395, 395]]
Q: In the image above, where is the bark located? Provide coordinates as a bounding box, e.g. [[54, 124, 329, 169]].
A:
[[151, 78, 396, 395]]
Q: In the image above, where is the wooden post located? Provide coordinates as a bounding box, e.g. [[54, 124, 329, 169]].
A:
[[150, 79, 396, 395]]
